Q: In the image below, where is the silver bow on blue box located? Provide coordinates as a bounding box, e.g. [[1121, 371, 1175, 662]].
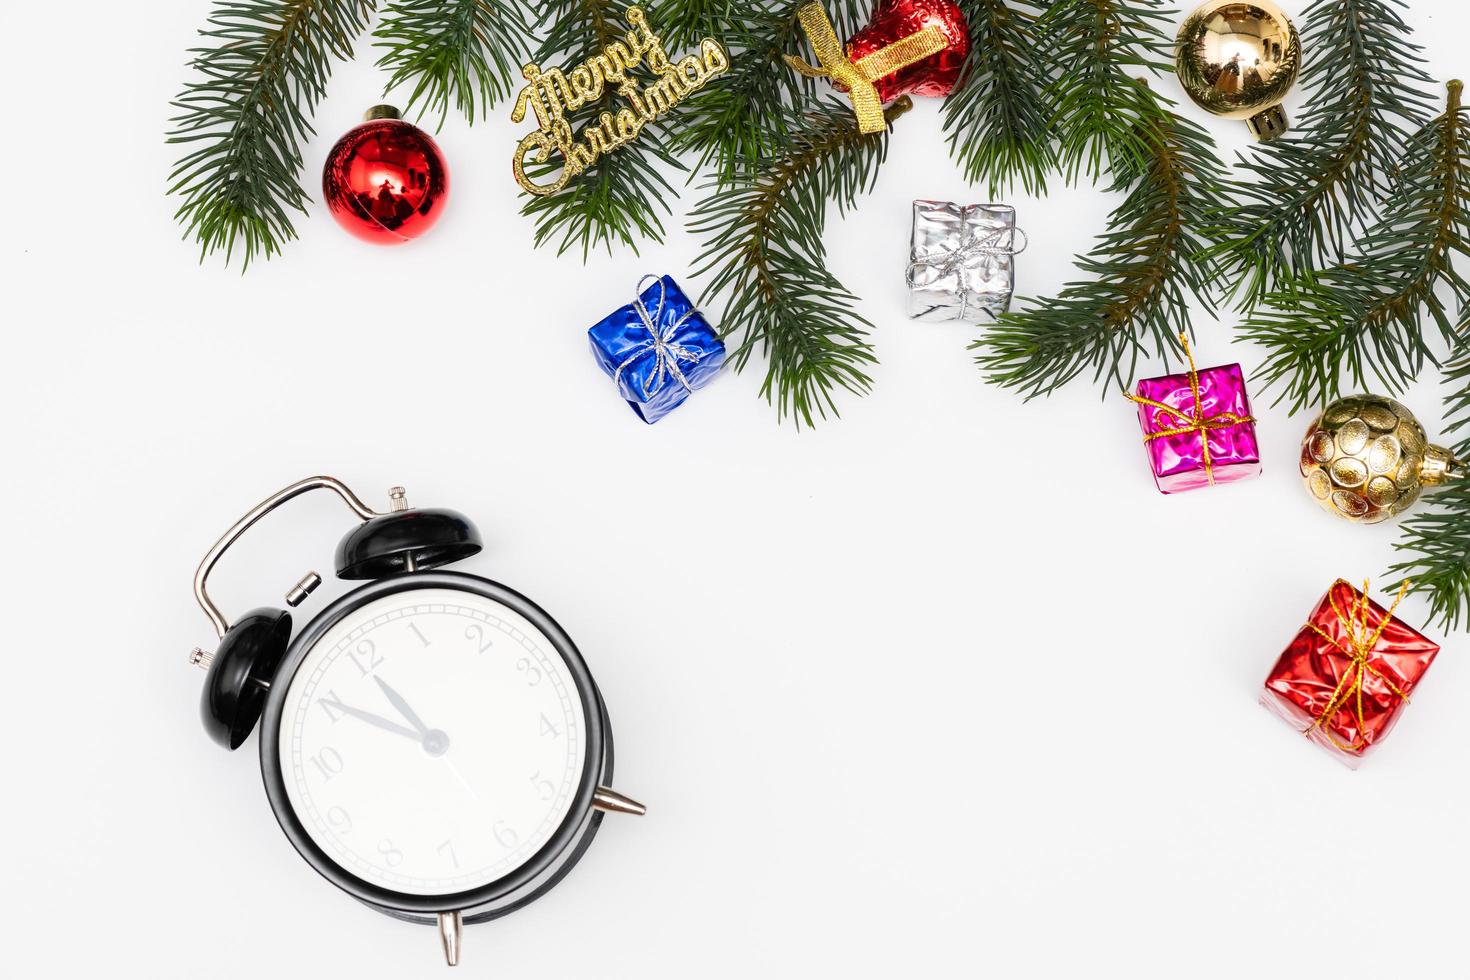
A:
[[588, 275, 726, 423], [906, 201, 1027, 323]]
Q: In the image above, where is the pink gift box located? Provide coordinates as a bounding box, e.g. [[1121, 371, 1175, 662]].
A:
[[1132, 361, 1261, 493]]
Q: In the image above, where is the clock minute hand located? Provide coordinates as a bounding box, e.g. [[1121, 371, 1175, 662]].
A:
[[332, 701, 423, 742], [373, 675, 431, 735]]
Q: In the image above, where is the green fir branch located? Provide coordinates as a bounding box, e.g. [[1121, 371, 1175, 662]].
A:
[[808, 0, 880, 38], [167, 0, 375, 268], [656, 0, 734, 51], [1240, 82, 1470, 414], [374, 0, 536, 127], [942, 0, 1055, 196], [669, 6, 817, 183], [1388, 345, 1470, 631], [976, 87, 1229, 396], [1209, 0, 1434, 307], [690, 98, 911, 426], [519, 1, 683, 258], [1042, 0, 1176, 183]]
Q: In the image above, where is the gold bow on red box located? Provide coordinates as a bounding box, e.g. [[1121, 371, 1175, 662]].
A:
[[783, 2, 946, 133]]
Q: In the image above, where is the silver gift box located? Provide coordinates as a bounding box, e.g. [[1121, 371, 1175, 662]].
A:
[[906, 201, 1022, 323]]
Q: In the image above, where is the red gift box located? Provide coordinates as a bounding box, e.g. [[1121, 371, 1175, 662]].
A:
[[1262, 580, 1439, 765]]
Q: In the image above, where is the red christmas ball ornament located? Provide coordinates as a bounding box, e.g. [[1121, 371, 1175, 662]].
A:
[[322, 106, 450, 245], [847, 0, 971, 103]]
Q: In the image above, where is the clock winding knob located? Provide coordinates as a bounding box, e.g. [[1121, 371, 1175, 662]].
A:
[[285, 571, 322, 607]]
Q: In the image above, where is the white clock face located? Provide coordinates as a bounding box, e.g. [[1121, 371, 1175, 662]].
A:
[[277, 587, 587, 897]]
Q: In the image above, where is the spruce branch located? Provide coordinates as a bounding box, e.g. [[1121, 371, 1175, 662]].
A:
[[690, 98, 911, 426], [1240, 82, 1470, 414], [976, 86, 1229, 396], [658, 0, 736, 51], [807, 0, 879, 38], [1042, 0, 1177, 183], [942, 0, 1055, 196], [373, 0, 536, 127], [670, 6, 817, 183], [1388, 344, 1470, 631], [167, 0, 375, 268], [520, 1, 683, 258], [1209, 0, 1434, 307], [671, 0, 910, 184]]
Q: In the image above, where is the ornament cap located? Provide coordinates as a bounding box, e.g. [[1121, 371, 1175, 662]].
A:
[[1246, 104, 1289, 141], [1418, 444, 1466, 487], [363, 104, 402, 121]]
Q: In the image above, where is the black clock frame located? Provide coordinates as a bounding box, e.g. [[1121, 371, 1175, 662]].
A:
[[258, 570, 609, 919]]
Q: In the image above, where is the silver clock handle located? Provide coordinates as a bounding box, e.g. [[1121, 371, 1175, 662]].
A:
[[192, 475, 392, 638]]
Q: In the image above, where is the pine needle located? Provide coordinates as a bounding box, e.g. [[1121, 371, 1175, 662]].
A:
[[658, 0, 735, 52], [1388, 341, 1470, 631], [942, 0, 1055, 197], [374, 0, 536, 127], [1240, 82, 1470, 414], [670, 6, 818, 184], [1209, 0, 1435, 307], [689, 98, 910, 427], [167, 0, 376, 269], [976, 87, 1229, 396], [1043, 0, 1178, 184]]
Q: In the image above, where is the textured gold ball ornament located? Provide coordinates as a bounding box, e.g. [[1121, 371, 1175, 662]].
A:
[[1176, 1, 1301, 140], [1300, 395, 1465, 524]]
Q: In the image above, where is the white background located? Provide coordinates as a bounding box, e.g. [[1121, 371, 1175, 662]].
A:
[[4, 1, 1469, 977]]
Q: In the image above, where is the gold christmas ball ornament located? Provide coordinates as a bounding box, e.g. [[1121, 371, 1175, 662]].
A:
[[1176, 1, 1301, 140], [1300, 395, 1465, 524]]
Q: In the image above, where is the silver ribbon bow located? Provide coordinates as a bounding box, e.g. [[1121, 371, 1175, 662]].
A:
[[612, 275, 707, 399], [906, 225, 1029, 323]]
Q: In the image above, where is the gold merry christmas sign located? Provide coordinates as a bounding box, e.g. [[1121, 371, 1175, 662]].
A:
[[510, 6, 729, 196]]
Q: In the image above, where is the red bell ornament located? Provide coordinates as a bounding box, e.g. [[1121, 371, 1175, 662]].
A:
[[848, 0, 971, 102], [322, 106, 450, 245]]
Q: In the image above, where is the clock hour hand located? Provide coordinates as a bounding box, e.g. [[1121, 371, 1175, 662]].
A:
[[332, 701, 423, 742], [373, 675, 458, 767], [373, 674, 432, 735]]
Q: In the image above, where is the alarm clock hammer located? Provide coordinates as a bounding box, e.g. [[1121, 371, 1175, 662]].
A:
[[186, 475, 646, 967]]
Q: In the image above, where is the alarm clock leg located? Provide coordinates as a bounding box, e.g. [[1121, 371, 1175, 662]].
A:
[[592, 787, 647, 816], [438, 910, 462, 967]]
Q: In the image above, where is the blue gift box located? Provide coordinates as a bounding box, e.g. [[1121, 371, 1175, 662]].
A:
[[588, 275, 726, 423]]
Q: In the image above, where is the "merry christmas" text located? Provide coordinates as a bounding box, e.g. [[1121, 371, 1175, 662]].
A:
[[510, 6, 729, 196]]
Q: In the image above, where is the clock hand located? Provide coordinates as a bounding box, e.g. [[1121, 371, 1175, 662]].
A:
[[371, 676, 469, 796], [441, 756, 480, 800], [373, 675, 431, 735], [331, 701, 423, 742]]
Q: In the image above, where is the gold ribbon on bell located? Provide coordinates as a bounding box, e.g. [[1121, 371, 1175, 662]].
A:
[[1124, 333, 1255, 486], [783, 2, 946, 134], [1304, 580, 1412, 752]]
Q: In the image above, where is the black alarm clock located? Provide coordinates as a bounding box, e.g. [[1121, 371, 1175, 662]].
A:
[[186, 476, 645, 966]]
